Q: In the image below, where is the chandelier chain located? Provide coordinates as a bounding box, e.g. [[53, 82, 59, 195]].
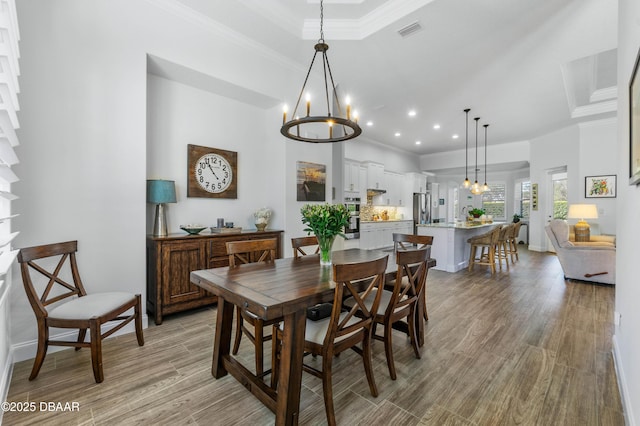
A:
[[319, 0, 325, 42]]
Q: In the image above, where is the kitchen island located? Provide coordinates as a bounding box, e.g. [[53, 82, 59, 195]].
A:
[[417, 222, 503, 272]]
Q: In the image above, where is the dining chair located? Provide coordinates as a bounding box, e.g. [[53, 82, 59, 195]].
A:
[[347, 247, 430, 380], [392, 233, 433, 320], [291, 235, 319, 258], [272, 255, 388, 426], [17, 240, 144, 383], [392, 233, 433, 252], [226, 238, 278, 377], [467, 226, 502, 273]]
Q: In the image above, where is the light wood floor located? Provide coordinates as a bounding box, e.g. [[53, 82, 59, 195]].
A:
[[3, 247, 624, 425]]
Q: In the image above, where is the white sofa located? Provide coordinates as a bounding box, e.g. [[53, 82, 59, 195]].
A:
[[545, 219, 616, 285]]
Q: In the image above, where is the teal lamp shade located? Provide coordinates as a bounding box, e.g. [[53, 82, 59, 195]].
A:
[[147, 180, 176, 237], [147, 180, 177, 204]]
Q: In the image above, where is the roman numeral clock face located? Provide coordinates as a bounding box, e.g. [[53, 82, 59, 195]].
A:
[[187, 145, 237, 199]]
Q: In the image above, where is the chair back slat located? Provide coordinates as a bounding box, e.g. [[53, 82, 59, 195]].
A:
[[18, 240, 87, 318], [226, 238, 277, 267], [390, 248, 430, 314], [325, 256, 388, 347], [392, 233, 433, 253], [291, 236, 319, 258]]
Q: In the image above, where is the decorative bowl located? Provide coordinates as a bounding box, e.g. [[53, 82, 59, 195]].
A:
[[180, 225, 207, 235]]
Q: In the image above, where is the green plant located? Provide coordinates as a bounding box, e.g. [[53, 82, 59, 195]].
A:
[[513, 213, 522, 223], [468, 208, 485, 217], [300, 203, 350, 239]]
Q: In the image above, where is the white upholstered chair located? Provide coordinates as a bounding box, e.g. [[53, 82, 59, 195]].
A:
[[545, 219, 615, 285]]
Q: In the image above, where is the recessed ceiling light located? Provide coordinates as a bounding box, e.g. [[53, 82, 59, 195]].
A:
[[366, 121, 373, 126], [452, 134, 459, 139], [433, 124, 440, 130], [415, 141, 421, 145], [394, 132, 401, 137], [408, 110, 417, 117]]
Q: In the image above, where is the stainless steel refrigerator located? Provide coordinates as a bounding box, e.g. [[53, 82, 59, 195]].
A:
[[413, 192, 431, 234]]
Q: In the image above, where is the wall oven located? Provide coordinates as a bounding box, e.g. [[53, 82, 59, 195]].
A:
[[344, 197, 360, 239]]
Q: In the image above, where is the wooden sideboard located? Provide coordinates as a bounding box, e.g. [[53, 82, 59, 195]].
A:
[[146, 230, 283, 324]]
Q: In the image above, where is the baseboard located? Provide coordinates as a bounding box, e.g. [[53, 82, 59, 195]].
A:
[[613, 334, 635, 426], [0, 348, 14, 425], [11, 314, 149, 363], [527, 244, 546, 252]]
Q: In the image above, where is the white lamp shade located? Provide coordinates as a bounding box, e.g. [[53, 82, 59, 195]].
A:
[[567, 204, 598, 220]]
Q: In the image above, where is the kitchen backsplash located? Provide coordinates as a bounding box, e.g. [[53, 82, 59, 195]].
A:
[[360, 205, 402, 221]]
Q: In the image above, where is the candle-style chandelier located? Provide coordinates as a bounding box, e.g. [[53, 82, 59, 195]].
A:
[[280, 0, 362, 143]]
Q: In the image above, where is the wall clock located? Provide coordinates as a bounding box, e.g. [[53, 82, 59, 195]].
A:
[[187, 144, 237, 198]]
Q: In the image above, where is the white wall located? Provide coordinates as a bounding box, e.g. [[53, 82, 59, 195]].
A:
[[420, 141, 530, 172], [146, 74, 285, 233], [577, 118, 618, 234], [345, 137, 421, 173], [10, 0, 301, 361], [528, 125, 580, 251], [528, 119, 618, 251], [614, 0, 640, 424]]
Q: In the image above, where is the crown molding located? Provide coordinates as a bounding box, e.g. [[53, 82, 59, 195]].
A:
[[589, 86, 617, 103], [571, 100, 617, 119], [303, 0, 436, 40]]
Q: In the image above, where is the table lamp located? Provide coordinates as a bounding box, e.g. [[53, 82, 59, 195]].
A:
[[567, 204, 598, 242], [147, 179, 177, 237]]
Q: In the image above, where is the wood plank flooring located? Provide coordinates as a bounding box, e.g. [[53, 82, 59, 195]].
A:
[[3, 247, 624, 425]]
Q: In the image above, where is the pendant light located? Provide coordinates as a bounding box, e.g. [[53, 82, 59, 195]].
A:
[[470, 117, 482, 194], [462, 108, 471, 188], [482, 124, 490, 192], [280, 0, 362, 143]]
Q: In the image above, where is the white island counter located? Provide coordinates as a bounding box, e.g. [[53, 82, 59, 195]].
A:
[[417, 222, 503, 272]]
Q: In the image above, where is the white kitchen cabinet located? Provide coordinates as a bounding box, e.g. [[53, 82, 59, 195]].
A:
[[407, 172, 428, 194], [344, 159, 361, 193], [375, 171, 403, 206], [366, 162, 385, 190], [359, 221, 414, 249]]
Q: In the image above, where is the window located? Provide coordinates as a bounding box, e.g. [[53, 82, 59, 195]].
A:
[[0, 1, 21, 291], [514, 180, 531, 219], [482, 182, 506, 219]]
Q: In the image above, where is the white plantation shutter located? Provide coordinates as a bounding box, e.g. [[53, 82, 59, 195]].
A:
[[0, 0, 20, 279]]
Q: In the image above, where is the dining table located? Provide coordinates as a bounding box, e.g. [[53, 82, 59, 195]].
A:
[[190, 248, 435, 426]]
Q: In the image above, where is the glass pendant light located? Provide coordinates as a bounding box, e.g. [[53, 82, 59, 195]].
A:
[[462, 108, 471, 188], [470, 117, 482, 195], [482, 124, 490, 192]]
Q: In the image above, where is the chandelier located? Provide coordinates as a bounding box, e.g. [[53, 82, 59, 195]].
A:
[[280, 0, 362, 143]]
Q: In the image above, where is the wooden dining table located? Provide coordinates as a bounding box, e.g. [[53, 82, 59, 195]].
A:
[[190, 248, 435, 426]]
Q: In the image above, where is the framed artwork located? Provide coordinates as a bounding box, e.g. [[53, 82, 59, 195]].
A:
[[630, 45, 640, 185], [585, 175, 616, 198], [531, 183, 538, 210], [296, 161, 326, 201], [187, 144, 238, 198]]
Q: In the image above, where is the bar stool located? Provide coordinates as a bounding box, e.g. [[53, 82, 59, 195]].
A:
[[495, 224, 513, 270], [467, 226, 502, 273], [506, 221, 523, 262]]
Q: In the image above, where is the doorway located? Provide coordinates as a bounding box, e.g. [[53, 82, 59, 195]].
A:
[[546, 168, 567, 252]]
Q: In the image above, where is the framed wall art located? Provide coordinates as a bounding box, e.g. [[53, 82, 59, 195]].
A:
[[630, 45, 640, 185], [585, 175, 616, 198], [296, 161, 326, 201]]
